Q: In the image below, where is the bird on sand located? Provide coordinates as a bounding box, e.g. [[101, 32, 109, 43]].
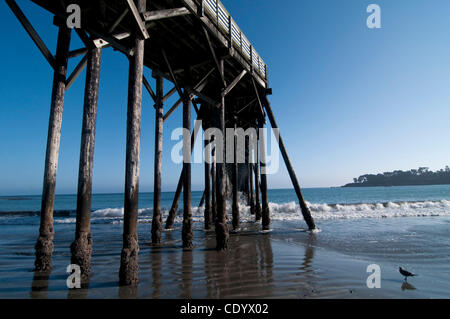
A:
[[399, 267, 417, 281]]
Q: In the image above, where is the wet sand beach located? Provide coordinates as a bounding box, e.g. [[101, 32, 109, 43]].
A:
[[0, 215, 449, 299]]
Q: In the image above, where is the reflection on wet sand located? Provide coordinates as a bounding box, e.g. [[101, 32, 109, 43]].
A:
[[30, 271, 50, 299], [300, 233, 316, 273], [180, 249, 193, 298], [118, 284, 138, 298], [150, 247, 162, 299], [28, 224, 319, 298], [202, 230, 275, 298], [401, 281, 416, 291]]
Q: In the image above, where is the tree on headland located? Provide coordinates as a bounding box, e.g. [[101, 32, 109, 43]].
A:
[[344, 166, 450, 187]]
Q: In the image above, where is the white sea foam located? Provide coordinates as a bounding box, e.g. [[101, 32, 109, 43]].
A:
[[53, 199, 450, 225]]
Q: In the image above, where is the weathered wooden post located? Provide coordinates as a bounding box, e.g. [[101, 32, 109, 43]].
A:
[[165, 121, 200, 229], [249, 162, 256, 215], [151, 76, 164, 244], [216, 59, 229, 250], [211, 136, 217, 223], [253, 133, 262, 221], [204, 138, 212, 229], [232, 119, 239, 230], [199, 191, 206, 207], [35, 23, 71, 272], [182, 91, 193, 248], [259, 121, 270, 230], [119, 0, 146, 286], [70, 46, 102, 279], [248, 136, 256, 216], [262, 95, 316, 230]]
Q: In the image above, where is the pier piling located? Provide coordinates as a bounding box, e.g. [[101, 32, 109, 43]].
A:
[[259, 122, 270, 231], [232, 120, 240, 230], [71, 46, 102, 279], [262, 95, 316, 230], [35, 23, 71, 272], [165, 120, 200, 230], [211, 136, 217, 223], [204, 139, 212, 229], [119, 0, 146, 286], [151, 76, 164, 244], [254, 136, 262, 221], [182, 91, 193, 249], [215, 60, 229, 250]]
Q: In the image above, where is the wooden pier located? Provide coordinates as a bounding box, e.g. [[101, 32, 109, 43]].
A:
[[6, 0, 316, 285]]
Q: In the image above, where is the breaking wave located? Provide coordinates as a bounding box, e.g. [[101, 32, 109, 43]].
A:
[[1, 199, 450, 225]]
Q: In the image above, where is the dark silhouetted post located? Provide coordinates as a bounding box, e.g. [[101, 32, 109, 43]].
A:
[[259, 121, 270, 230], [119, 0, 146, 286], [199, 191, 206, 207], [71, 47, 102, 280], [151, 76, 163, 244], [211, 136, 217, 223], [165, 121, 200, 229], [249, 162, 255, 216], [262, 96, 316, 230], [215, 59, 229, 250], [254, 135, 262, 221], [232, 120, 239, 230], [247, 136, 255, 216], [35, 24, 71, 272], [182, 91, 193, 248], [204, 138, 212, 229]]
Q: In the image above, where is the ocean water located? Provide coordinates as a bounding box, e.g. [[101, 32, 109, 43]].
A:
[[1, 185, 450, 298], [1, 185, 450, 226]]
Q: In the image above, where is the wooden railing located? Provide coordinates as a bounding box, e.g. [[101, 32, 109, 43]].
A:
[[202, 0, 267, 80]]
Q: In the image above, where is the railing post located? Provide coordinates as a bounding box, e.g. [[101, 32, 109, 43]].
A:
[[198, 0, 204, 17], [215, 0, 219, 28], [239, 31, 242, 54]]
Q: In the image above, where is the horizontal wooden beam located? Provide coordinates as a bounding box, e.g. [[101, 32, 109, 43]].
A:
[[187, 88, 219, 108], [126, 0, 150, 39], [143, 8, 190, 21], [6, 0, 55, 69], [90, 29, 134, 56], [69, 47, 88, 59]]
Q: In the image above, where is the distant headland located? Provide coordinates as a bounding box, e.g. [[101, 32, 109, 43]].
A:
[[343, 166, 450, 187]]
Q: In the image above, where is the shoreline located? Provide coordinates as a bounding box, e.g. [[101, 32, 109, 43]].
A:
[[0, 216, 449, 299]]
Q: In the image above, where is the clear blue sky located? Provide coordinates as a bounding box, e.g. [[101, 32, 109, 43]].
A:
[[1, 0, 450, 195]]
